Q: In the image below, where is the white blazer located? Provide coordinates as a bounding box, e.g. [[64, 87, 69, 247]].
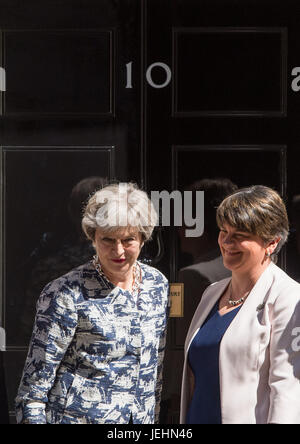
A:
[[180, 261, 300, 424]]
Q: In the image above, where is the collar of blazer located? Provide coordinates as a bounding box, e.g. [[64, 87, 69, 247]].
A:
[[184, 261, 276, 354]]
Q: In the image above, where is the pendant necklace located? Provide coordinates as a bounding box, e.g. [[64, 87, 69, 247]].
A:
[[92, 254, 141, 297], [228, 281, 251, 306]]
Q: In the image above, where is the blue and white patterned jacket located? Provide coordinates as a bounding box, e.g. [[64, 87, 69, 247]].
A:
[[15, 260, 169, 424]]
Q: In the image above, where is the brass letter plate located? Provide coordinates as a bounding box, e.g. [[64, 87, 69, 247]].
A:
[[169, 283, 184, 317]]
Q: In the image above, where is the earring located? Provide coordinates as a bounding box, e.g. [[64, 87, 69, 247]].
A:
[[265, 251, 271, 258]]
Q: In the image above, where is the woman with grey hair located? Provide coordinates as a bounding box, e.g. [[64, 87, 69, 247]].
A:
[[181, 185, 300, 424], [16, 182, 169, 424]]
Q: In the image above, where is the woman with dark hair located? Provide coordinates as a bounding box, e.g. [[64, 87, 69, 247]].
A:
[[181, 185, 300, 424]]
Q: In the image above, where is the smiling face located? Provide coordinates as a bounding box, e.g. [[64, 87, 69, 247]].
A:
[[216, 186, 289, 274], [218, 223, 270, 275], [93, 227, 143, 279]]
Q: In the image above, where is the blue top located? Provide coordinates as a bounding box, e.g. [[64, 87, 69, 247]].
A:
[[186, 300, 241, 424]]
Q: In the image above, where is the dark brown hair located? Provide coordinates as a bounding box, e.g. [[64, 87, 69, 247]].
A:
[[216, 185, 289, 260]]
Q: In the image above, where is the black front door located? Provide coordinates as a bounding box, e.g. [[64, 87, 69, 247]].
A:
[[1, 0, 300, 423]]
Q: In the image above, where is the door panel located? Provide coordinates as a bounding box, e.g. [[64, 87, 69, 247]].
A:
[[4, 29, 113, 116], [173, 144, 286, 343], [173, 27, 287, 116], [3, 146, 115, 347]]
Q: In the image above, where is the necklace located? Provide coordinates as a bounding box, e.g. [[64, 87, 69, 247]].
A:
[[131, 262, 141, 296], [228, 281, 250, 306], [92, 255, 141, 296]]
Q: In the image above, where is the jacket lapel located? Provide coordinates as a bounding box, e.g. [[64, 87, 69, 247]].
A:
[[221, 261, 275, 342], [218, 262, 276, 423]]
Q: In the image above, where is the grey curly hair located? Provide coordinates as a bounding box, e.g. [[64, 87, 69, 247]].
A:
[[82, 182, 158, 242]]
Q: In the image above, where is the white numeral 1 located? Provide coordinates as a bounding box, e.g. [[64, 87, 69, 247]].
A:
[[125, 62, 133, 89]]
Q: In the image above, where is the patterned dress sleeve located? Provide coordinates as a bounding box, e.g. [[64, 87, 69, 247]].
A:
[[154, 279, 170, 424], [15, 278, 78, 424]]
